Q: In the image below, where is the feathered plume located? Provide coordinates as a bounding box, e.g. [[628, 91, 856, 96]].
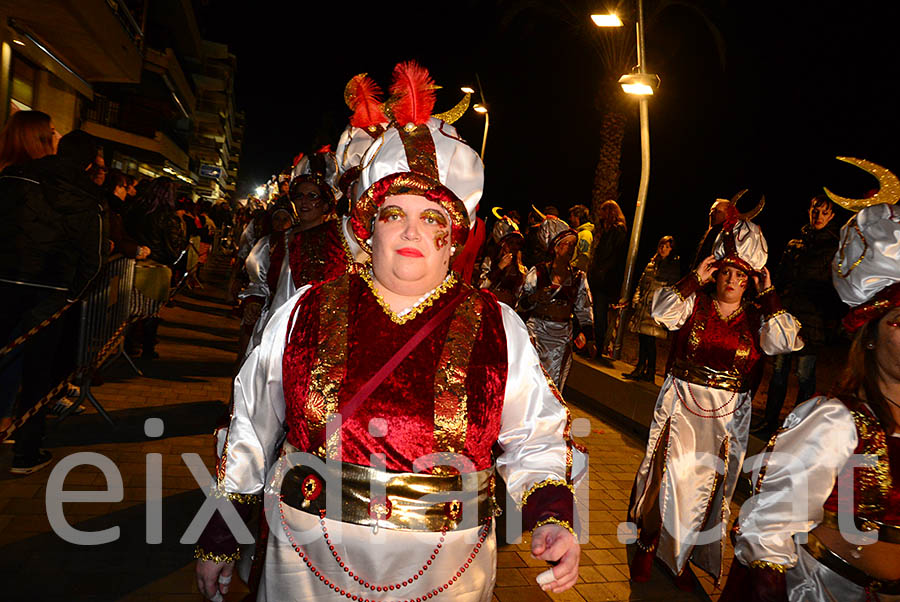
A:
[[292, 152, 305, 168], [316, 144, 333, 154], [389, 61, 436, 127], [345, 74, 387, 129]]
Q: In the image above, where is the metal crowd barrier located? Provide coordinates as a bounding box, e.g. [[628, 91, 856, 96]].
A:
[[59, 256, 140, 425]]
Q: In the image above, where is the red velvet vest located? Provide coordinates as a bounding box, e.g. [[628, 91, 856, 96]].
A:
[[282, 272, 509, 473], [288, 219, 352, 290], [665, 292, 765, 392]]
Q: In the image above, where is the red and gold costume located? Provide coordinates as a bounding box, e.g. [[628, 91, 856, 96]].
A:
[[198, 270, 584, 600], [722, 396, 900, 601], [722, 162, 900, 601], [628, 269, 803, 580], [286, 219, 354, 293]]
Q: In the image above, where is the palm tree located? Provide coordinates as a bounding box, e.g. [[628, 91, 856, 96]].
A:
[[499, 0, 726, 217]]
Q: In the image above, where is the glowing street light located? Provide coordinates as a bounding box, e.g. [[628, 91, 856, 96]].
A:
[[618, 73, 660, 96], [590, 13, 623, 27]]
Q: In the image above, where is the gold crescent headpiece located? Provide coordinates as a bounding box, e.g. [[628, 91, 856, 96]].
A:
[[433, 91, 471, 124], [531, 204, 546, 221], [823, 156, 900, 212], [491, 206, 504, 220]]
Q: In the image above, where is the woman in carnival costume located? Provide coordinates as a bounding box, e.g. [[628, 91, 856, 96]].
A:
[[195, 61, 586, 601], [720, 158, 900, 601], [627, 201, 804, 589], [517, 216, 594, 390], [478, 210, 527, 306], [238, 198, 297, 358]]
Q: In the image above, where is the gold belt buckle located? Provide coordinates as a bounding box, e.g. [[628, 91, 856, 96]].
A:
[[368, 496, 392, 534]]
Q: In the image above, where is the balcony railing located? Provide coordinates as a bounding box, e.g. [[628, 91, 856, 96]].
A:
[[83, 94, 189, 154]]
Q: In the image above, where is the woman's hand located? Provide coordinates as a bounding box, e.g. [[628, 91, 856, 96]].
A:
[[498, 252, 513, 270], [531, 524, 580, 592], [195, 559, 235, 601], [695, 255, 717, 284], [752, 266, 772, 292], [137, 246, 151, 260]]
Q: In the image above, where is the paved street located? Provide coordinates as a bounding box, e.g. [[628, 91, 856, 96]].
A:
[[0, 258, 729, 601]]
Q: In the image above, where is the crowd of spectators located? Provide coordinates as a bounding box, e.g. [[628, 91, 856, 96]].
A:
[[0, 110, 236, 474]]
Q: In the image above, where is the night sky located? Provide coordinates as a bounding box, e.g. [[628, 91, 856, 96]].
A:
[[195, 0, 900, 267]]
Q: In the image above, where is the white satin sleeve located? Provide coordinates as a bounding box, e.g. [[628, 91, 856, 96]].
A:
[[651, 285, 696, 330], [573, 271, 594, 329], [495, 302, 588, 503], [733, 396, 857, 567], [758, 311, 804, 355], [217, 285, 312, 494], [238, 236, 271, 301], [516, 266, 539, 312], [237, 222, 256, 261], [268, 248, 297, 316]]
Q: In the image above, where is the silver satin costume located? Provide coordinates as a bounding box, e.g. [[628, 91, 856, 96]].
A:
[[733, 396, 900, 601], [518, 266, 593, 390], [629, 284, 803, 579], [217, 284, 587, 601]]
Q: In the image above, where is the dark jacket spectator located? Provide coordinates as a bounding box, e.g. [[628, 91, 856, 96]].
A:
[[0, 131, 103, 298], [588, 200, 628, 355], [754, 196, 843, 437], [0, 129, 101, 474], [104, 169, 145, 259], [774, 215, 842, 348], [124, 177, 187, 266]]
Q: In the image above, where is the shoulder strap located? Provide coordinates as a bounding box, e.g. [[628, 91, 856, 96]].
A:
[[307, 287, 474, 453]]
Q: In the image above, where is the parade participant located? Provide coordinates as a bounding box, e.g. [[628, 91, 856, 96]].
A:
[[627, 213, 803, 588], [623, 235, 680, 381], [690, 198, 733, 270], [237, 198, 296, 358], [195, 61, 584, 601], [752, 194, 842, 437], [690, 191, 765, 271], [228, 206, 269, 303], [478, 209, 526, 306], [517, 217, 594, 390], [720, 158, 900, 602]]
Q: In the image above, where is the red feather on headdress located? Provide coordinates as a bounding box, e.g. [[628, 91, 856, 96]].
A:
[[292, 152, 304, 168], [316, 144, 333, 154], [390, 61, 436, 126], [346, 74, 387, 129]]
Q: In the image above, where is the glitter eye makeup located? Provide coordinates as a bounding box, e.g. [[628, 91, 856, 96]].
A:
[[378, 206, 405, 223], [420, 209, 449, 228]]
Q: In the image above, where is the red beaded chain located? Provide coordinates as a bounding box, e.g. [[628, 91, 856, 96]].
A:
[[277, 494, 490, 601], [675, 382, 746, 419]]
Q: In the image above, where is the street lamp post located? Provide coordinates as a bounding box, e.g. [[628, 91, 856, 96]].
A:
[[473, 103, 490, 161], [594, 1, 657, 360]]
